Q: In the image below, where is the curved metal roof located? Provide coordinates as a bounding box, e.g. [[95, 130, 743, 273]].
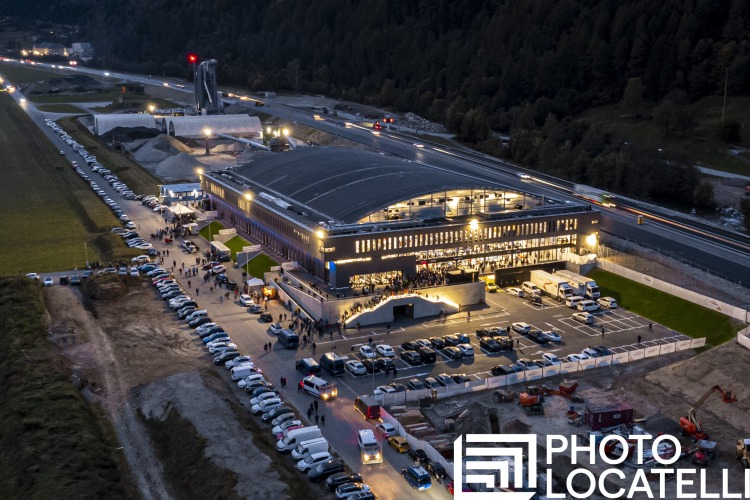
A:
[[234, 148, 492, 224], [161, 115, 261, 138], [93, 114, 157, 136]]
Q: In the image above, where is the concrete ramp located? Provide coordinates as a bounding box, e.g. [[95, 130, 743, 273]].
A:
[[345, 294, 459, 327]]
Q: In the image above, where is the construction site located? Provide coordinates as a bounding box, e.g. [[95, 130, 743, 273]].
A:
[[384, 341, 750, 498]]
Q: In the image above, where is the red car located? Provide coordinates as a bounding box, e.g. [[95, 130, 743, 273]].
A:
[[202, 261, 220, 270]]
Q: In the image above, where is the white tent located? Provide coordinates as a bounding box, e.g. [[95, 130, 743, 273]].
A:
[[168, 204, 195, 215], [246, 278, 264, 287]]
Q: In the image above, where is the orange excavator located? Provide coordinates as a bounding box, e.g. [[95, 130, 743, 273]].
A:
[[679, 385, 737, 441]]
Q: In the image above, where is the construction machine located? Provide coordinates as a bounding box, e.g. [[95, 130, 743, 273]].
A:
[[737, 438, 750, 469], [679, 385, 737, 441], [519, 386, 544, 414]]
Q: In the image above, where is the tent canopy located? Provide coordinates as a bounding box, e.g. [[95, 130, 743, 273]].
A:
[[246, 278, 264, 287], [168, 204, 195, 215]]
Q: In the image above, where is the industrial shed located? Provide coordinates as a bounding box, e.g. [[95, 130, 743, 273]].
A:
[[93, 114, 157, 136], [160, 115, 262, 139]]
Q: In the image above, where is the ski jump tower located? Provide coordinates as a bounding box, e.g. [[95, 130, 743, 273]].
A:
[[194, 59, 221, 115]]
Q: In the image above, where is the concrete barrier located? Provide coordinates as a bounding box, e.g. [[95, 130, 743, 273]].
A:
[[690, 338, 706, 348], [578, 358, 596, 370], [676, 339, 693, 351], [595, 355, 613, 367], [644, 345, 660, 358], [543, 365, 561, 377], [612, 352, 629, 364], [739, 331, 750, 351], [628, 349, 645, 361], [524, 368, 543, 381], [659, 343, 676, 355], [559, 361, 579, 374]]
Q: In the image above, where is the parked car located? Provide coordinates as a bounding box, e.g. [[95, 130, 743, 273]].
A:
[[511, 322, 531, 334], [572, 312, 595, 324], [567, 353, 591, 362], [335, 482, 370, 499], [375, 423, 397, 437], [592, 345, 613, 356], [441, 334, 461, 346], [297, 452, 333, 472], [443, 346, 463, 359], [359, 345, 376, 359], [43, 276, 54, 286], [428, 336, 446, 349], [401, 350, 422, 365], [239, 294, 254, 306], [407, 379, 426, 390], [345, 360, 366, 376], [479, 338, 503, 353], [326, 472, 364, 491], [597, 297, 618, 309], [457, 344, 474, 357], [527, 329, 550, 344], [506, 287, 525, 297], [388, 436, 410, 453], [516, 358, 542, 370], [375, 344, 395, 357], [251, 398, 283, 415], [308, 458, 345, 482], [268, 322, 284, 335], [435, 374, 456, 387], [544, 330, 562, 342], [542, 353, 562, 365], [451, 373, 471, 383], [408, 448, 429, 466], [271, 419, 301, 436], [426, 461, 448, 481]]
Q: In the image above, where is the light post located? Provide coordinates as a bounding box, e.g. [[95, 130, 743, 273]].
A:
[[148, 104, 155, 114], [203, 128, 212, 155]]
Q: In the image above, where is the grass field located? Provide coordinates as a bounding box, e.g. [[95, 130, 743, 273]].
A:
[[0, 93, 140, 274], [36, 103, 84, 113], [224, 234, 250, 260], [57, 116, 161, 196], [89, 95, 179, 114], [0, 62, 64, 84], [0, 278, 133, 498], [589, 269, 743, 346], [26, 89, 123, 104], [198, 221, 226, 241], [243, 253, 279, 279]]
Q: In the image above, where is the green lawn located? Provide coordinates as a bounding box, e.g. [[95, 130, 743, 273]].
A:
[[242, 253, 279, 279], [89, 95, 179, 114], [224, 235, 250, 260], [26, 89, 123, 104], [36, 103, 84, 113], [0, 62, 65, 83], [0, 278, 132, 498], [0, 93, 139, 274], [589, 269, 743, 346], [199, 221, 225, 241]]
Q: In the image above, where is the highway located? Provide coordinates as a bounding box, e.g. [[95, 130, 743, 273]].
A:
[[4, 57, 750, 286]]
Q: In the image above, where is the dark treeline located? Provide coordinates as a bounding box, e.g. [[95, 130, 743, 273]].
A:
[[7, 0, 750, 205]]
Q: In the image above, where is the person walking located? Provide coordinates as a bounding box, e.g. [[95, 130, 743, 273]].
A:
[[187, 280, 191, 288], [298, 383, 302, 393], [320, 415, 326, 426], [637, 335, 642, 344], [195, 288, 199, 296], [312, 341, 317, 354], [648, 322, 653, 332], [264, 343, 268, 352], [314, 415, 319, 425], [601, 327, 605, 339], [313, 400, 319, 413], [307, 408, 312, 419], [467, 311, 471, 321]]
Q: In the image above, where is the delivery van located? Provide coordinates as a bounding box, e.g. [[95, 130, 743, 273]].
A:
[[354, 395, 380, 420], [276, 426, 322, 453], [291, 437, 329, 460]]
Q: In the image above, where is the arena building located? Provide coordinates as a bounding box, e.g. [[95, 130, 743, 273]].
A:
[[201, 147, 600, 290]]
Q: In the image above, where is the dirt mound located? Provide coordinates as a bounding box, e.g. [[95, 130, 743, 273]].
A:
[[133, 135, 192, 163], [502, 417, 531, 434], [154, 152, 205, 180], [23, 75, 106, 95], [103, 126, 161, 142]]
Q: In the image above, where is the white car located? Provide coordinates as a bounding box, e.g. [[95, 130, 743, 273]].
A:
[[268, 323, 284, 335], [239, 294, 254, 306], [544, 330, 562, 342], [542, 353, 562, 365], [376, 423, 397, 437], [359, 345, 376, 359], [506, 287, 525, 297], [272, 419, 302, 436], [457, 343, 474, 357], [511, 322, 531, 334], [375, 385, 397, 394], [345, 360, 366, 376], [271, 412, 297, 427], [207, 342, 237, 353], [296, 452, 332, 472], [567, 353, 591, 362], [250, 391, 279, 406], [43, 276, 54, 286], [251, 398, 283, 415], [210, 265, 226, 275], [375, 344, 395, 357], [572, 312, 594, 324], [129, 267, 139, 277], [598, 297, 618, 309], [224, 356, 253, 369], [26, 273, 40, 280], [238, 374, 266, 389], [581, 348, 599, 358]]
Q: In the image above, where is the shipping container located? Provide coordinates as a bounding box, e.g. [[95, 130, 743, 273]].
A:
[[585, 402, 633, 430]]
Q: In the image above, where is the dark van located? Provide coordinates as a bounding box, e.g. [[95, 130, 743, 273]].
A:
[[296, 357, 322, 374], [320, 352, 345, 377], [418, 346, 436, 364], [354, 395, 381, 420], [278, 329, 299, 349]]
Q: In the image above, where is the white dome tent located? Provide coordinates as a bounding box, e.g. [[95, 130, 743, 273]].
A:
[[93, 114, 157, 135], [160, 115, 262, 139]]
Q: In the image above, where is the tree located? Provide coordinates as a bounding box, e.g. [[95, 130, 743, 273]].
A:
[[692, 180, 715, 209], [653, 100, 675, 137], [717, 119, 741, 143], [622, 77, 645, 110], [285, 59, 301, 93]]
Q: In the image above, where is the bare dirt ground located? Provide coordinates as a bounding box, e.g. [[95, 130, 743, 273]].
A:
[[44, 280, 292, 500]]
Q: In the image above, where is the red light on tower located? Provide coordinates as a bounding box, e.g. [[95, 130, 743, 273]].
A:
[[187, 53, 198, 64]]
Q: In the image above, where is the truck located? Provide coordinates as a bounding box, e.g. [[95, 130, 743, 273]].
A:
[[572, 183, 616, 207], [209, 240, 231, 262], [555, 270, 600, 299], [358, 429, 383, 464], [529, 270, 574, 302]]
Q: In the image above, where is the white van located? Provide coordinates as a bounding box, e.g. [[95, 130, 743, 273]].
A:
[[521, 281, 541, 297], [577, 300, 600, 312], [565, 296, 584, 309], [276, 426, 322, 453], [300, 375, 338, 401], [358, 429, 382, 464], [185, 310, 208, 322], [231, 366, 261, 381], [291, 437, 329, 460]]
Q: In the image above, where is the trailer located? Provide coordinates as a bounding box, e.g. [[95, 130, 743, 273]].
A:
[[573, 184, 616, 207], [529, 270, 574, 301], [555, 270, 600, 299]]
